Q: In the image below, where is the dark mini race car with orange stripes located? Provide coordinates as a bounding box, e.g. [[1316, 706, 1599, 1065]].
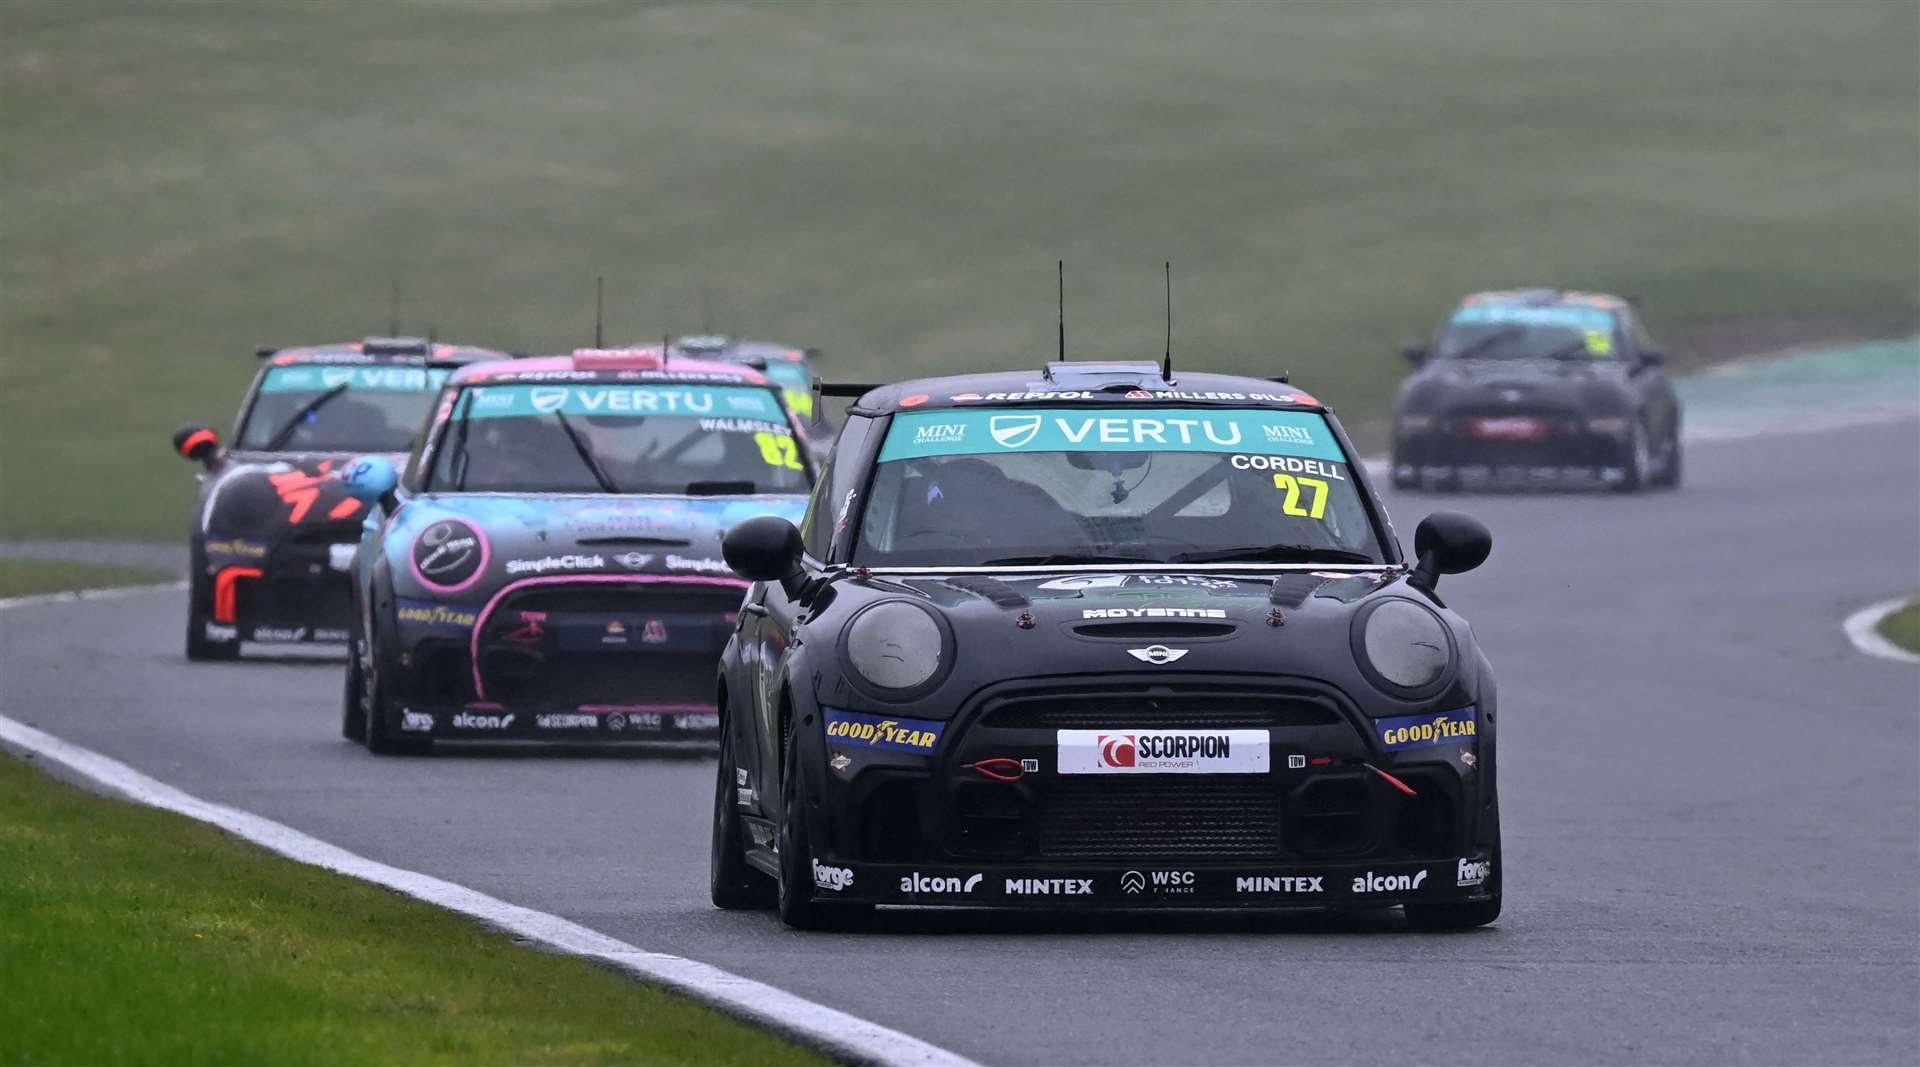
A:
[[170, 337, 509, 660]]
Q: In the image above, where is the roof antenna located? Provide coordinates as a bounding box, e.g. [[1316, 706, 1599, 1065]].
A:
[[427, 323, 437, 346], [701, 286, 713, 335], [1057, 260, 1066, 362], [389, 279, 401, 335], [1162, 261, 1173, 381], [594, 276, 604, 348], [662, 333, 671, 367]]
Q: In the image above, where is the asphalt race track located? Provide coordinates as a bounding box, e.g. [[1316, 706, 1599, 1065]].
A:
[[5, 418, 1917, 1066]]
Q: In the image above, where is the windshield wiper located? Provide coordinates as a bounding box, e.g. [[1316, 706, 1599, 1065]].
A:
[[1542, 335, 1596, 361], [981, 552, 1162, 566], [261, 384, 350, 451], [554, 411, 621, 494], [685, 480, 759, 496], [1446, 326, 1525, 362], [1169, 544, 1376, 565]]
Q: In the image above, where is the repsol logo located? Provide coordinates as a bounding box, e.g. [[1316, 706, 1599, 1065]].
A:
[[1352, 870, 1428, 894]]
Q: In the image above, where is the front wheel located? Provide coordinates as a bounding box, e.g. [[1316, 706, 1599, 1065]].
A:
[[362, 621, 431, 757], [711, 716, 776, 910], [1650, 425, 1682, 488], [776, 713, 871, 930], [341, 639, 367, 741], [1613, 420, 1651, 493]]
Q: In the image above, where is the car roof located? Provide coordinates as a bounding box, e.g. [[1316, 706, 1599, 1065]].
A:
[[448, 348, 771, 387], [671, 336, 811, 365], [842, 360, 1323, 416], [263, 337, 510, 367], [1458, 288, 1631, 312]]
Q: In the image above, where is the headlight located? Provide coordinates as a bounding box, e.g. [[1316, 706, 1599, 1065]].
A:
[[1355, 598, 1454, 693], [844, 601, 947, 692], [1586, 416, 1630, 437], [1399, 414, 1434, 432]]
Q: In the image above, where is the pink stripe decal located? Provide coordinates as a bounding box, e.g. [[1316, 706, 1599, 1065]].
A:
[[469, 574, 749, 699]]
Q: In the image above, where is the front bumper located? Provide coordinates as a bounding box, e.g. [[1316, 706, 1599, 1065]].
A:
[[807, 855, 1496, 909], [392, 701, 720, 740], [1394, 415, 1631, 484], [796, 677, 1496, 903]]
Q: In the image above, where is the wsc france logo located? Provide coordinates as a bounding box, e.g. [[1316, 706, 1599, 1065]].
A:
[[989, 414, 1043, 448]]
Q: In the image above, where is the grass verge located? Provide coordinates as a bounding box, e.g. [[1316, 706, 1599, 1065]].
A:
[[0, 752, 825, 1067], [1875, 600, 1920, 656], [0, 558, 173, 599], [2, 1, 1915, 539]]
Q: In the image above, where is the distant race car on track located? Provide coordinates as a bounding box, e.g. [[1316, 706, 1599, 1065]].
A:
[[1391, 289, 1682, 491], [711, 358, 1502, 930], [336, 347, 815, 754], [671, 335, 835, 453], [170, 337, 509, 660]]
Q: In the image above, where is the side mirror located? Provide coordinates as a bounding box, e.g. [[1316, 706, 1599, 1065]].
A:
[[172, 423, 220, 467], [1638, 349, 1665, 368], [1401, 342, 1429, 367], [340, 455, 400, 511], [723, 516, 805, 589], [1408, 511, 1491, 594]]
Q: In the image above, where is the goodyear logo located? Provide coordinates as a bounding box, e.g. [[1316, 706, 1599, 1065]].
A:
[[823, 709, 943, 754], [395, 601, 479, 629], [1376, 707, 1477, 751]]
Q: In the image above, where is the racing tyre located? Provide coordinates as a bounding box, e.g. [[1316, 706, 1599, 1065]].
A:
[[776, 713, 872, 930], [184, 550, 239, 662], [1388, 456, 1418, 491], [361, 620, 431, 757], [1614, 420, 1651, 493], [1651, 425, 1682, 489], [341, 639, 367, 741], [711, 716, 776, 910]]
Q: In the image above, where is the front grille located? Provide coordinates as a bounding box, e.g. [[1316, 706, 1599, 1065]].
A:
[[1033, 777, 1280, 859], [979, 687, 1340, 730], [473, 581, 741, 707]]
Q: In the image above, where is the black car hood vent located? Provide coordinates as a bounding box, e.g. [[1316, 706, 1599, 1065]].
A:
[[1268, 573, 1329, 608], [938, 576, 1030, 609]]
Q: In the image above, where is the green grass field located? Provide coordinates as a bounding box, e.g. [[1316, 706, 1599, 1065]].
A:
[[3, 1, 1915, 539], [0, 558, 171, 597], [1877, 599, 1920, 655], [0, 752, 825, 1066]]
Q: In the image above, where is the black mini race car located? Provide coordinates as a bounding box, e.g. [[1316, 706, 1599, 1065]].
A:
[[170, 337, 508, 660], [1391, 289, 1682, 491], [710, 359, 1502, 929]]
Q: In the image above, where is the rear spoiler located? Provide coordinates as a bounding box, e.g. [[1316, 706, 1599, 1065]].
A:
[[816, 380, 880, 398]]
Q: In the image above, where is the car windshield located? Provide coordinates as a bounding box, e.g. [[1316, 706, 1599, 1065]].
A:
[[425, 381, 811, 495], [853, 407, 1383, 567], [235, 364, 451, 452], [1438, 303, 1621, 361]]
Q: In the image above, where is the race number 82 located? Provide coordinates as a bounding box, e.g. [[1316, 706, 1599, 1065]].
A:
[[754, 432, 804, 470]]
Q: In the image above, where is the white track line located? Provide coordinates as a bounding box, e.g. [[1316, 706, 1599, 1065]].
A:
[[0, 579, 186, 612], [1843, 597, 1920, 665], [0, 585, 978, 1067]]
